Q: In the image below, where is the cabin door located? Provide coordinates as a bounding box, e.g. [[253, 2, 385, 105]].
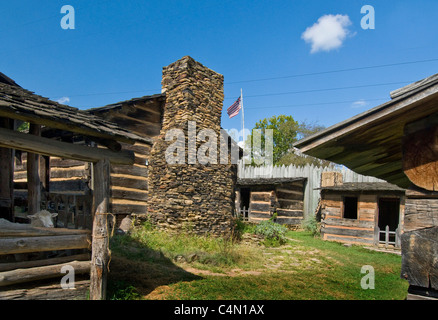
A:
[[377, 198, 400, 245]]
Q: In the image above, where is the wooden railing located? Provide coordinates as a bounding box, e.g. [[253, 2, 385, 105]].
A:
[[376, 225, 401, 248]]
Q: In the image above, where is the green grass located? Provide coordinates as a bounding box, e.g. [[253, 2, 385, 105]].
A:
[[108, 222, 408, 300]]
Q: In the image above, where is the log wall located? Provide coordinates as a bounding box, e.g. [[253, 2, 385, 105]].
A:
[[321, 193, 377, 245], [246, 180, 305, 226]]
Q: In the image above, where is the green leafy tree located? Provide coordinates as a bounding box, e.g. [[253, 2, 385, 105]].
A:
[[245, 115, 299, 165], [245, 115, 329, 166]]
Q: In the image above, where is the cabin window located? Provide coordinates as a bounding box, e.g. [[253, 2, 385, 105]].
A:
[[343, 196, 358, 219]]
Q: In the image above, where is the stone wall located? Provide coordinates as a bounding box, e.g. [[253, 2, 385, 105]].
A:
[[146, 56, 237, 237]]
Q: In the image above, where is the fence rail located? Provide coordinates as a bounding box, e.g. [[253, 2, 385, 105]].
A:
[[377, 225, 401, 248], [237, 161, 384, 218]]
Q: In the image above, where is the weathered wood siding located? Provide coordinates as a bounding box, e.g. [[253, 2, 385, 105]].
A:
[[246, 180, 305, 226], [275, 181, 305, 225], [109, 141, 150, 219], [238, 162, 384, 220], [321, 193, 377, 245]]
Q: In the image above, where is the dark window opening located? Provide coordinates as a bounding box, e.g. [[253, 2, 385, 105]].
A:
[[343, 196, 358, 219], [240, 188, 250, 210]]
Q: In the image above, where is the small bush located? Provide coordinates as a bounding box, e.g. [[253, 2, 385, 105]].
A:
[[301, 215, 320, 237], [254, 220, 288, 246]]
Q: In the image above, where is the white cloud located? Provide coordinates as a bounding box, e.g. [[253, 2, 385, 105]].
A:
[[57, 96, 70, 104], [351, 99, 367, 108], [302, 14, 353, 53]]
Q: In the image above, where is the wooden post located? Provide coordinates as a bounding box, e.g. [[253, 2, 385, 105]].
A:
[[27, 123, 41, 215], [90, 158, 111, 300]]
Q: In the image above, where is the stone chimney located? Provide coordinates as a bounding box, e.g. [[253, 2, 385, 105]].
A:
[[147, 56, 237, 237]]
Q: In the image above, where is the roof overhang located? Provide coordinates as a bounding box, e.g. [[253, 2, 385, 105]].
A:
[[294, 74, 438, 189]]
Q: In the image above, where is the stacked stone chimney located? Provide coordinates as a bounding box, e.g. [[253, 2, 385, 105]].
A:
[[147, 56, 237, 237]]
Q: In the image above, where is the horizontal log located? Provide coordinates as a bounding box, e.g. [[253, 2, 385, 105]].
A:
[[0, 260, 90, 287], [110, 164, 148, 177], [0, 226, 91, 238], [323, 234, 374, 245], [277, 200, 303, 210], [323, 217, 374, 229], [276, 217, 303, 225], [0, 253, 90, 272], [250, 202, 271, 213], [111, 176, 148, 190], [111, 187, 148, 202], [0, 127, 134, 165], [248, 211, 271, 220], [110, 202, 148, 215], [251, 192, 271, 202], [0, 234, 91, 255], [50, 158, 87, 168], [276, 209, 303, 217], [321, 226, 374, 239], [0, 279, 90, 300]]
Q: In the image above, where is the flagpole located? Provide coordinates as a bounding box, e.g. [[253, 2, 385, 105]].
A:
[[241, 88, 244, 147]]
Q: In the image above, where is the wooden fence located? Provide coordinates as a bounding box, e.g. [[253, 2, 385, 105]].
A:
[[237, 161, 384, 219]]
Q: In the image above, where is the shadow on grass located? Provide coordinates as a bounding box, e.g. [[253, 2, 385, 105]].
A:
[[107, 235, 203, 299]]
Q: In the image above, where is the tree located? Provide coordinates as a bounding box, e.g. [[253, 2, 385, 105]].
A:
[[245, 115, 299, 165], [245, 115, 328, 166]]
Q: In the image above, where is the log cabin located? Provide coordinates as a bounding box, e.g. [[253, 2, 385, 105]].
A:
[[235, 177, 306, 226], [318, 172, 406, 247], [13, 56, 242, 237], [0, 71, 148, 299], [294, 72, 438, 299]]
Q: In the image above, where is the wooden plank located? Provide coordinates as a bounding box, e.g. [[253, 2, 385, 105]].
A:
[[276, 217, 303, 225], [0, 234, 90, 254], [110, 164, 148, 177], [0, 260, 90, 287], [323, 217, 374, 229], [276, 209, 303, 217], [0, 103, 137, 145], [0, 127, 134, 165], [110, 175, 148, 190], [111, 187, 148, 202], [0, 253, 90, 272], [323, 234, 374, 245]]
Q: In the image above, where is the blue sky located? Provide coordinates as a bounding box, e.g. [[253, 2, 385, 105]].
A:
[[1, 0, 438, 140]]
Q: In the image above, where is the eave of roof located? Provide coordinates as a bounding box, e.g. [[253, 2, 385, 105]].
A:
[[293, 73, 438, 188], [0, 81, 152, 145]]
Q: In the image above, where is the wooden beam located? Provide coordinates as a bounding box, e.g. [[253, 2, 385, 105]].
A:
[[0, 253, 90, 273], [0, 127, 134, 165], [0, 234, 90, 255], [90, 158, 111, 300], [0, 260, 90, 287]]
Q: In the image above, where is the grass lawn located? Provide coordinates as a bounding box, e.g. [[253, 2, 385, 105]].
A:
[[107, 222, 408, 300]]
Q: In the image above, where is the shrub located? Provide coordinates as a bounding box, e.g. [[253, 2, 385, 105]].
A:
[[254, 220, 288, 246], [301, 215, 320, 237]]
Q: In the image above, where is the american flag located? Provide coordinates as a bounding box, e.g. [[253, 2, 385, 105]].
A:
[[227, 96, 242, 118]]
